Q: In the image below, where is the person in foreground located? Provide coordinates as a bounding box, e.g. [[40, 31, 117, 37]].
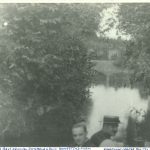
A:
[[100, 138, 124, 147], [90, 115, 121, 146], [71, 122, 95, 147]]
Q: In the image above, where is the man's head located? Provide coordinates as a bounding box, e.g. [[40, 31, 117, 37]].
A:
[[72, 122, 87, 146], [102, 116, 120, 136]]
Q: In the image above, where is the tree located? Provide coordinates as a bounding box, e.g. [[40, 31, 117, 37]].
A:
[[118, 4, 150, 142], [0, 4, 107, 146], [118, 4, 150, 97]]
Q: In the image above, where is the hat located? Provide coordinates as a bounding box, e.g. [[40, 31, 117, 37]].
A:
[[103, 115, 120, 124]]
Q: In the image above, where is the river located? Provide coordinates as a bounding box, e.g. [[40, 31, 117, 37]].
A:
[[87, 85, 148, 141]]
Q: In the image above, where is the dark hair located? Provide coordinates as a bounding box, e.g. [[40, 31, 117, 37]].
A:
[[72, 122, 87, 133]]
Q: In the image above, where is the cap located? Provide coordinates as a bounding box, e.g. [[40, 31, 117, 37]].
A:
[[103, 115, 120, 124]]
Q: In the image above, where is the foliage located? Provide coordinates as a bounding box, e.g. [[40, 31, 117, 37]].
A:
[[118, 4, 150, 142], [0, 4, 106, 145], [142, 110, 150, 141], [118, 4, 150, 97]]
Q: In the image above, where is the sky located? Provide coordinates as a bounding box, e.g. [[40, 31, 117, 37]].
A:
[[98, 4, 131, 40]]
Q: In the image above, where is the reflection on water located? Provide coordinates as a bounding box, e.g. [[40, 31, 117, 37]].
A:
[[87, 85, 148, 139]]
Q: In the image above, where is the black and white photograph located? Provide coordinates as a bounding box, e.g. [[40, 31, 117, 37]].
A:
[[0, 2, 150, 147]]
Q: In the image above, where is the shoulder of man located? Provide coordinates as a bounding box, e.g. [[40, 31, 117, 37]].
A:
[[91, 130, 102, 138], [100, 139, 124, 147], [90, 131, 103, 146], [100, 139, 115, 147], [83, 139, 96, 147], [91, 130, 104, 140]]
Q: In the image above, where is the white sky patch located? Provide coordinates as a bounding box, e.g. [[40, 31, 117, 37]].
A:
[[98, 4, 131, 40]]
